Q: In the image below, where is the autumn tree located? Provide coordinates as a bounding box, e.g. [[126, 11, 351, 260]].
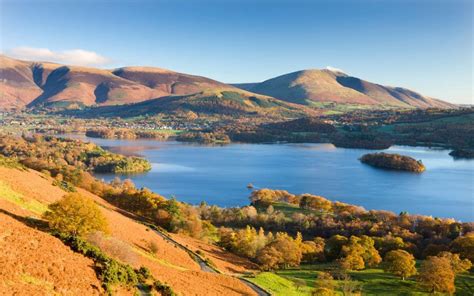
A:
[[373, 236, 405, 257], [313, 272, 335, 296], [257, 232, 302, 270], [339, 236, 381, 270], [418, 256, 455, 294], [383, 249, 417, 280], [258, 245, 282, 270], [325, 235, 348, 261], [301, 237, 325, 263], [359, 236, 382, 267], [438, 251, 472, 274], [339, 273, 362, 296], [299, 194, 332, 212], [233, 226, 266, 258], [43, 193, 108, 236], [450, 233, 474, 263]]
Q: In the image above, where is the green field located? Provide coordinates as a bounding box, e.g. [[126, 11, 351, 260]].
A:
[[255, 202, 318, 217], [246, 264, 474, 295]]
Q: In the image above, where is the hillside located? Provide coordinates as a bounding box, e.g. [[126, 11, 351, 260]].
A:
[[0, 55, 252, 109], [0, 165, 259, 295], [233, 69, 454, 109], [61, 90, 316, 118], [1, 55, 454, 112]]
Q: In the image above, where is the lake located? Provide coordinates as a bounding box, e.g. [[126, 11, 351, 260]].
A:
[[65, 135, 474, 221]]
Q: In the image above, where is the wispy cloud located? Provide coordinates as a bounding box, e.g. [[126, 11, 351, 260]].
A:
[[7, 47, 110, 67], [326, 66, 347, 74]]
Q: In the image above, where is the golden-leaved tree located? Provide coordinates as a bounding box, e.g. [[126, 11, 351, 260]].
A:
[[383, 249, 417, 280], [418, 256, 455, 295], [43, 193, 108, 236]]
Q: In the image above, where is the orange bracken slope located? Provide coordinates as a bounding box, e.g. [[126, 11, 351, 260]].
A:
[[0, 166, 258, 295]]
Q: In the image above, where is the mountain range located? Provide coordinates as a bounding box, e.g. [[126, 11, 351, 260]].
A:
[[0, 55, 454, 113]]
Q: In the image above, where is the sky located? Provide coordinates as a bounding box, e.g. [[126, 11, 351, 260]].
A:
[[1, 0, 472, 104]]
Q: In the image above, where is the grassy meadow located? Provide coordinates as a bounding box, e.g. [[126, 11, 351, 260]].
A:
[[246, 264, 474, 295]]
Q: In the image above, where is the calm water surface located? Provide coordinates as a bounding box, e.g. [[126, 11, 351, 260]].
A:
[[66, 135, 474, 221]]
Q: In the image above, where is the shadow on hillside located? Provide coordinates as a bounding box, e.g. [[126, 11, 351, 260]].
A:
[[0, 208, 50, 232]]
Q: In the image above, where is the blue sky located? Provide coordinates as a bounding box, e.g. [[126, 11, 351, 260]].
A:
[[1, 0, 472, 104]]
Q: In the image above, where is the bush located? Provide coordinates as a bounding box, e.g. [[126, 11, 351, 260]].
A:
[[43, 193, 108, 236], [88, 232, 138, 265], [99, 259, 138, 288], [136, 266, 152, 282], [54, 233, 144, 293], [153, 281, 177, 296], [148, 240, 159, 254], [52, 179, 77, 192]]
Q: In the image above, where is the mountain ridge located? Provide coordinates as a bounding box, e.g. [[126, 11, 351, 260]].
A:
[[231, 69, 454, 108], [0, 55, 455, 111]]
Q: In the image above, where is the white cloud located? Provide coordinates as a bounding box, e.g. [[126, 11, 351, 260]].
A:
[[7, 47, 110, 67], [326, 66, 347, 74]]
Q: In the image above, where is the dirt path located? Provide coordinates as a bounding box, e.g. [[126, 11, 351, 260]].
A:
[[147, 226, 271, 296]]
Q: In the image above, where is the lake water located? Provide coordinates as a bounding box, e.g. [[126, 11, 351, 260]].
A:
[[65, 135, 474, 221]]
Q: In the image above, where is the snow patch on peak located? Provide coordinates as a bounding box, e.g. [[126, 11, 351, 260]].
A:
[[326, 66, 347, 75]]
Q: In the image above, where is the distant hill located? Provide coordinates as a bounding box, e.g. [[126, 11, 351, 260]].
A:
[[61, 90, 315, 118], [0, 55, 454, 111], [232, 69, 455, 109], [0, 55, 248, 109]]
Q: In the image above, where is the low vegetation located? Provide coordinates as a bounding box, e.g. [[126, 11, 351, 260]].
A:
[[360, 152, 426, 172]]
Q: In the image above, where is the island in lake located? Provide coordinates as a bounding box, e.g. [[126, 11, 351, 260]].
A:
[[449, 149, 474, 159], [360, 152, 426, 173]]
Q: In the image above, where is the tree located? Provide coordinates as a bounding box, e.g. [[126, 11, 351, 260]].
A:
[[313, 272, 335, 296], [258, 245, 281, 270], [438, 251, 472, 274], [359, 236, 382, 268], [257, 233, 302, 270], [339, 273, 362, 296], [418, 256, 455, 294], [301, 238, 325, 263], [325, 235, 348, 261], [373, 236, 405, 257], [299, 194, 332, 212], [383, 249, 417, 280], [450, 233, 474, 263], [43, 193, 108, 236], [339, 236, 381, 270]]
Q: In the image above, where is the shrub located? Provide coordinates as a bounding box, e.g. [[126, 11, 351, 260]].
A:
[[88, 232, 138, 265], [43, 193, 108, 236], [153, 281, 177, 296], [54, 233, 145, 293], [148, 240, 159, 254], [52, 179, 77, 192], [136, 266, 152, 282], [99, 259, 138, 288]]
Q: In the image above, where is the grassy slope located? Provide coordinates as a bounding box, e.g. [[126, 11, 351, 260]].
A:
[[0, 181, 48, 215], [247, 264, 474, 296], [256, 202, 321, 218]]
